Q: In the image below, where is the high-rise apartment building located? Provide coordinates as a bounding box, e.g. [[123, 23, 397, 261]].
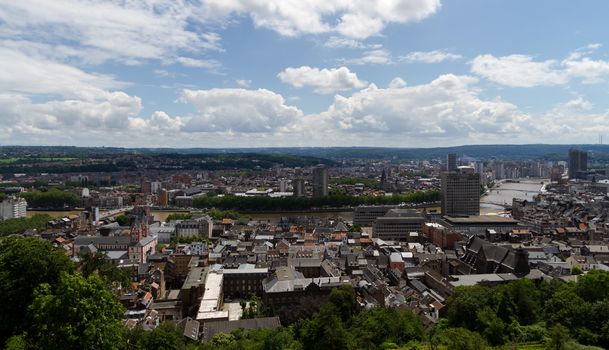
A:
[[446, 153, 457, 171], [441, 167, 480, 216], [312, 165, 328, 197], [568, 149, 588, 180], [491, 161, 505, 180], [292, 178, 305, 197], [0, 196, 27, 220], [474, 162, 485, 178], [279, 179, 289, 192]]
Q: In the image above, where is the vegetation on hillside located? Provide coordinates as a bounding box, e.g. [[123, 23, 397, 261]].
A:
[[445, 274, 609, 348], [0, 151, 334, 175], [0, 236, 75, 345]]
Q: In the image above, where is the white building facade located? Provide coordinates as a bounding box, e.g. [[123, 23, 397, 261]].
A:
[[0, 196, 27, 220]]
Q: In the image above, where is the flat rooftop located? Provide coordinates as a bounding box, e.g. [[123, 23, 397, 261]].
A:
[[202, 272, 223, 302], [181, 267, 208, 290], [444, 215, 518, 224], [448, 273, 517, 287], [223, 267, 269, 274]]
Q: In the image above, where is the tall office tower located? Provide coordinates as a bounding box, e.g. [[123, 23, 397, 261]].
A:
[[568, 149, 588, 179], [446, 153, 457, 171], [312, 165, 329, 197], [292, 178, 305, 197], [441, 166, 480, 216]]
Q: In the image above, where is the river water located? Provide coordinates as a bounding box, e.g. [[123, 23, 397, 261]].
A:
[[480, 178, 547, 215]]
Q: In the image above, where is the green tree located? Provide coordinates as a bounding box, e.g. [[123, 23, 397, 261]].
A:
[[446, 285, 494, 330], [476, 307, 505, 345], [144, 322, 183, 350], [0, 214, 52, 236], [27, 273, 125, 350], [0, 235, 74, 344], [207, 208, 240, 220], [299, 305, 353, 350], [546, 323, 569, 350], [348, 224, 362, 233], [328, 285, 358, 323], [351, 308, 423, 348], [115, 214, 132, 226], [503, 279, 541, 325], [78, 251, 130, 289], [436, 328, 487, 350], [4, 334, 27, 350], [263, 327, 301, 350], [572, 266, 584, 275], [192, 190, 440, 211], [19, 189, 80, 208], [166, 213, 193, 222], [211, 332, 236, 347], [576, 270, 609, 302], [544, 286, 588, 329]]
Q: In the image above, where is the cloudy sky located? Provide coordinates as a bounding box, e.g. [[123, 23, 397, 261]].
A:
[[2, 0, 609, 147]]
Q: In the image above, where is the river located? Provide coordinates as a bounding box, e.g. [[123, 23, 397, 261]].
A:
[[480, 178, 547, 215]]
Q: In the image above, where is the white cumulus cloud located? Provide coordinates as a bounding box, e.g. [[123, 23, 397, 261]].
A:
[[388, 77, 407, 88], [323, 37, 382, 49], [0, 46, 124, 100], [277, 66, 367, 94], [471, 54, 567, 87], [297, 74, 532, 145], [175, 57, 222, 70], [344, 49, 394, 65], [471, 45, 609, 87], [180, 88, 303, 133], [236, 79, 252, 88], [199, 0, 441, 39], [400, 50, 462, 63], [0, 1, 222, 67]]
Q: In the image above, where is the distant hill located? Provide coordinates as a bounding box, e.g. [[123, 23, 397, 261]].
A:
[[3, 144, 609, 161], [0, 150, 334, 175]]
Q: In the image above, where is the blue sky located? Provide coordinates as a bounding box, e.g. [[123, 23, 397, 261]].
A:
[[2, 0, 609, 147]]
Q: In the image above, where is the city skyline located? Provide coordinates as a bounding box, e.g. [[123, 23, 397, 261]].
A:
[[3, 1, 609, 147]]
